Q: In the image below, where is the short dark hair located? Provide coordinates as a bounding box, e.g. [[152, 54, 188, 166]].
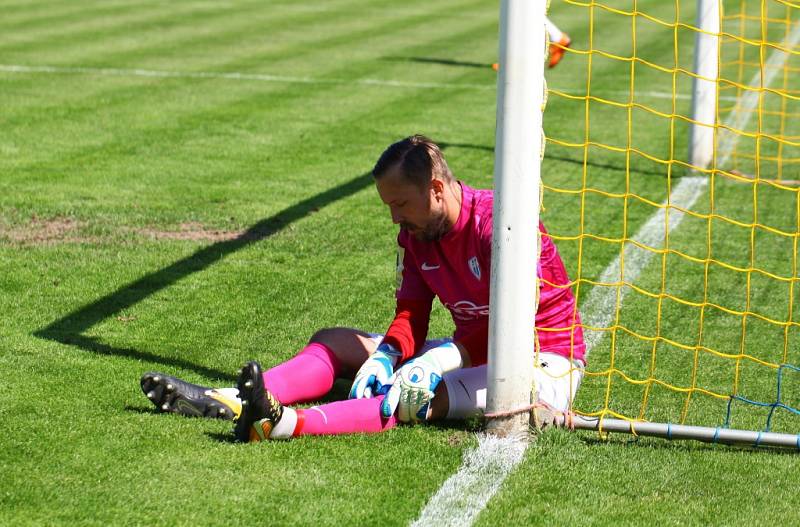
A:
[[372, 135, 453, 187]]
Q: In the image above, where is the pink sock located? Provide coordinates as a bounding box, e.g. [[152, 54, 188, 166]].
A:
[[262, 343, 341, 405], [293, 396, 397, 436]]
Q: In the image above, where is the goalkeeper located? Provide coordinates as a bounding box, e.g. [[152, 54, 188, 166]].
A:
[[140, 135, 586, 442]]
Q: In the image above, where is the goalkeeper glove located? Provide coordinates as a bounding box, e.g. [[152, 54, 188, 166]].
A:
[[380, 341, 463, 423], [349, 342, 401, 399]]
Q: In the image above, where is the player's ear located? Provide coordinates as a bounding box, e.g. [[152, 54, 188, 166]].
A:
[[429, 177, 445, 200]]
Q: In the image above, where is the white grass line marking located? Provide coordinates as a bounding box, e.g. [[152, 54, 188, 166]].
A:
[[412, 20, 800, 527], [716, 24, 800, 167], [580, 175, 707, 353], [0, 63, 737, 101], [0, 63, 494, 91], [411, 433, 527, 527]]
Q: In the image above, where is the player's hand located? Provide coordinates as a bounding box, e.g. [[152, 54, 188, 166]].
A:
[[380, 342, 463, 422], [349, 342, 400, 399]]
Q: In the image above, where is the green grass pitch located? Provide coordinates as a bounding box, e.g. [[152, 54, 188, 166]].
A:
[[2, 0, 800, 525]]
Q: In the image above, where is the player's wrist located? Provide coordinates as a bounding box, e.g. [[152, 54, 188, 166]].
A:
[[375, 342, 401, 367]]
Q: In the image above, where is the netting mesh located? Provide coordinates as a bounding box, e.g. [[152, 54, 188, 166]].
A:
[[721, 0, 800, 181], [539, 0, 800, 434]]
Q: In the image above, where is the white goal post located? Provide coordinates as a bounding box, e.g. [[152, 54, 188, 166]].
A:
[[486, 0, 547, 437], [688, 0, 721, 170]]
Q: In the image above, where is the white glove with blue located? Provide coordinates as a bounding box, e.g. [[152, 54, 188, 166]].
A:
[[380, 341, 464, 423], [349, 342, 401, 399]]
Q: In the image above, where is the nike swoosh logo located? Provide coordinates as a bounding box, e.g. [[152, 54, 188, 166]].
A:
[[421, 263, 440, 271]]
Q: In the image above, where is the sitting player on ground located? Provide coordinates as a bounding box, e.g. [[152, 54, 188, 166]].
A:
[[140, 135, 586, 441]]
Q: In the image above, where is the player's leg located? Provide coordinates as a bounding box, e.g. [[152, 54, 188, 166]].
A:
[[236, 368, 454, 441], [434, 352, 584, 421], [140, 327, 376, 420], [233, 339, 579, 442], [236, 336, 455, 441], [529, 353, 584, 427], [544, 16, 571, 69], [544, 16, 564, 43], [261, 327, 376, 405], [235, 360, 397, 442]]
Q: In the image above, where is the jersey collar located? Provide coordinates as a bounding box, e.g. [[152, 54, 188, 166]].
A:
[[442, 181, 473, 242]]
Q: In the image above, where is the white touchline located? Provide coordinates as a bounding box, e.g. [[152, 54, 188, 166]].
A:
[[580, 175, 706, 353], [410, 19, 800, 527], [410, 433, 527, 527], [715, 23, 800, 168], [0, 63, 737, 101], [0, 63, 494, 90]]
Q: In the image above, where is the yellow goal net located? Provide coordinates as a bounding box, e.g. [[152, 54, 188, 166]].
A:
[[539, 0, 800, 442]]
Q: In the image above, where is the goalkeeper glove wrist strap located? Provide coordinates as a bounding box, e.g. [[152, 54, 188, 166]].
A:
[[375, 341, 401, 366], [425, 342, 463, 373]]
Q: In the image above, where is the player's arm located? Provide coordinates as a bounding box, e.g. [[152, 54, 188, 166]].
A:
[[349, 298, 433, 400], [350, 235, 435, 399], [382, 233, 436, 362], [377, 240, 468, 420], [382, 298, 432, 362]]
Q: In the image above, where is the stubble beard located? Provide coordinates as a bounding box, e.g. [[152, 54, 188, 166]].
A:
[[404, 209, 452, 242]]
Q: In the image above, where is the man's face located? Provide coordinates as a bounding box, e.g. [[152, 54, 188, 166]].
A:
[[375, 167, 449, 242]]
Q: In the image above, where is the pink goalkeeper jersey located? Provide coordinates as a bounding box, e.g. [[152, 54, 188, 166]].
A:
[[395, 182, 586, 363]]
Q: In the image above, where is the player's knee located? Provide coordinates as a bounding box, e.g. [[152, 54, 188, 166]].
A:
[[309, 327, 373, 373], [309, 327, 344, 346]]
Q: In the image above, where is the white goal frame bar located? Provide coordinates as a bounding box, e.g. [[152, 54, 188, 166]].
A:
[[688, 0, 721, 170], [486, 0, 547, 437], [556, 415, 800, 449]]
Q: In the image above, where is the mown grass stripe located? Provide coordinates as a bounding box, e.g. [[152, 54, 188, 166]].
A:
[[1, 0, 491, 114], [0, 1, 267, 53], [28, 3, 499, 337], [4, 2, 800, 525], [1, 0, 495, 177], [0, 0, 171, 32]]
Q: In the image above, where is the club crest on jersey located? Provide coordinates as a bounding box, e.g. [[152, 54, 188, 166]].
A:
[[468, 256, 481, 280]]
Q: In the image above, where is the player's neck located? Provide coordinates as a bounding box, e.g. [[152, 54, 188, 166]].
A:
[[444, 180, 463, 228]]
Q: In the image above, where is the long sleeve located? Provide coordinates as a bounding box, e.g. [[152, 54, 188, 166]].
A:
[[382, 298, 433, 362]]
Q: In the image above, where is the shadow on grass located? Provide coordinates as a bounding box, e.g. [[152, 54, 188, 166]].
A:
[[382, 56, 494, 69], [66, 334, 236, 382], [126, 405, 237, 442], [34, 170, 375, 380], [437, 142, 676, 181], [205, 431, 238, 444], [124, 405, 159, 415], [203, 418, 479, 444], [32, 143, 483, 385]]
